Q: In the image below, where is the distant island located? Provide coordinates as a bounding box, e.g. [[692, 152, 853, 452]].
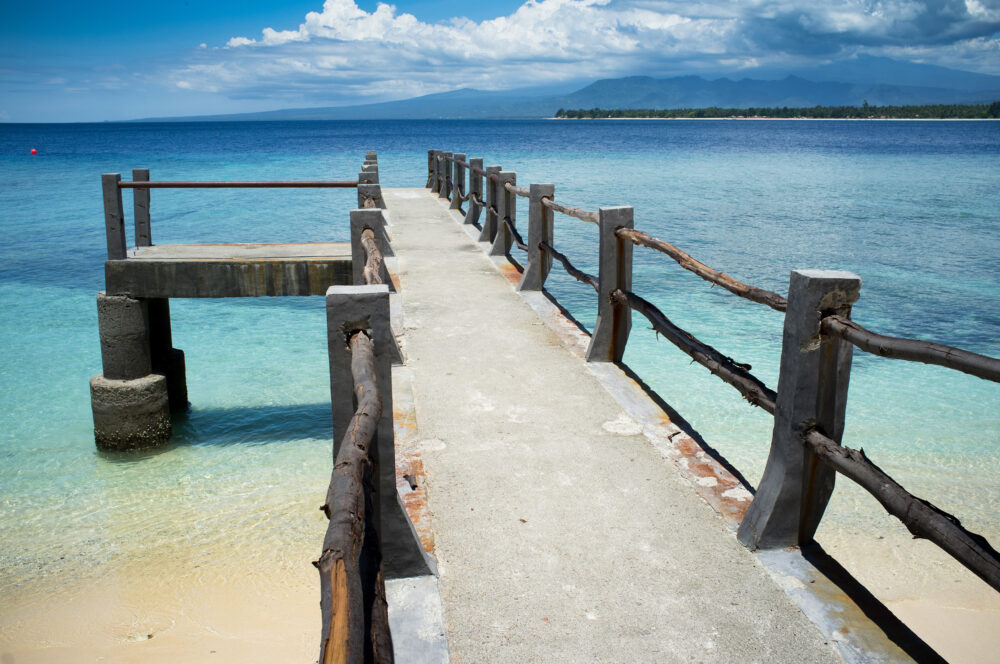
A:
[[554, 101, 1000, 120]]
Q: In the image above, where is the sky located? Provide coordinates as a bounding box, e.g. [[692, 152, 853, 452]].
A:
[[2, 0, 998, 122]]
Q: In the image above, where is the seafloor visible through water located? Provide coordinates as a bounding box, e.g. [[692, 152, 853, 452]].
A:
[[1, 119, 997, 659]]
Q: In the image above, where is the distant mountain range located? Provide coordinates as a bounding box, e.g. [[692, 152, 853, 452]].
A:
[[137, 56, 1000, 122]]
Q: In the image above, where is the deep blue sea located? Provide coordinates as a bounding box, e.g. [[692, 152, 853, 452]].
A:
[[1, 119, 997, 601]]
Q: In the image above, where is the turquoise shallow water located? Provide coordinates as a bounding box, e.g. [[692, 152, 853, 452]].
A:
[[0, 120, 997, 597]]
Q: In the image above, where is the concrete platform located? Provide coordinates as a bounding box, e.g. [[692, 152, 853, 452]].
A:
[[105, 242, 352, 297], [382, 188, 856, 663]]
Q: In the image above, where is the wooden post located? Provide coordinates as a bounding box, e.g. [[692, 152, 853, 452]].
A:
[[737, 270, 861, 549], [465, 157, 484, 225], [326, 285, 435, 579], [429, 150, 440, 192], [519, 183, 555, 291], [102, 173, 127, 260], [477, 166, 501, 242], [132, 168, 151, 247], [450, 153, 466, 210], [489, 172, 516, 256], [586, 207, 633, 362], [438, 152, 452, 200]]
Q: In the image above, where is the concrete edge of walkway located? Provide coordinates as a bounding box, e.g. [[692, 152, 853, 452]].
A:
[[386, 362, 451, 663], [435, 199, 917, 664]]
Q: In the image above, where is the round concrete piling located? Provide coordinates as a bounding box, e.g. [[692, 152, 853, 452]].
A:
[[97, 291, 151, 380], [90, 373, 171, 451]]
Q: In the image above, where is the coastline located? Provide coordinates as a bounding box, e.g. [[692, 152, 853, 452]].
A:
[[548, 116, 1000, 121]]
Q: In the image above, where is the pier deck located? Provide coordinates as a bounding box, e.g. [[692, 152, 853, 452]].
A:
[[105, 242, 352, 298], [384, 188, 843, 663]]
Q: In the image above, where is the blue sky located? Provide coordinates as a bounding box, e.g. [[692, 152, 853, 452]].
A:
[[2, 0, 998, 122]]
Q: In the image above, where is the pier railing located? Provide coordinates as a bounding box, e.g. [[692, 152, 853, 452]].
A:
[[427, 148, 1000, 592], [100, 151, 384, 258]]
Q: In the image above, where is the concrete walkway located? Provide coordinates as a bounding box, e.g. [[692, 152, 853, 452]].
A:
[[385, 188, 842, 663]]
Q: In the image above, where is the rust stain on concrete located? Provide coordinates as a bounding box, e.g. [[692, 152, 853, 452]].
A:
[[394, 403, 435, 555]]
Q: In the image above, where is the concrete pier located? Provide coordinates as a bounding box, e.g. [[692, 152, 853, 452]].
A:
[[381, 188, 851, 663]]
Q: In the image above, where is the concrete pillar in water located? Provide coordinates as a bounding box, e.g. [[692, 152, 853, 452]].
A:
[[90, 291, 171, 450], [148, 298, 188, 412]]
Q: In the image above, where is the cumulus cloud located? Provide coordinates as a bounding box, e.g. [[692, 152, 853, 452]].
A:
[[168, 0, 1000, 103]]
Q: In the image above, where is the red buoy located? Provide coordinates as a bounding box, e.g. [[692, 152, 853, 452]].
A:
[[30, 148, 37, 155]]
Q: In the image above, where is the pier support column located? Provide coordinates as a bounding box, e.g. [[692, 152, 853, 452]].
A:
[[327, 285, 434, 578], [738, 270, 861, 549], [90, 291, 171, 450], [586, 207, 634, 362], [148, 298, 188, 412]]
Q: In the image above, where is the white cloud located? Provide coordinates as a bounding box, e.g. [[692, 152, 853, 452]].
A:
[[168, 0, 1000, 102]]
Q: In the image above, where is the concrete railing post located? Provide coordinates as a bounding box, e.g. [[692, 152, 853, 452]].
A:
[[737, 270, 861, 549], [477, 165, 501, 242], [429, 150, 440, 192], [365, 150, 378, 162], [102, 173, 127, 260], [358, 183, 385, 210], [360, 165, 379, 184], [519, 183, 555, 291], [586, 207, 634, 362], [350, 208, 398, 296], [465, 157, 484, 225], [438, 152, 453, 200], [489, 172, 516, 256], [133, 168, 152, 248], [326, 285, 435, 578], [450, 153, 466, 210], [90, 291, 171, 450]]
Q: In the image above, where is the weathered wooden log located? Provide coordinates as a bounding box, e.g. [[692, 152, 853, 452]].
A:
[[539, 240, 599, 291], [615, 228, 789, 312], [317, 331, 393, 664], [614, 289, 777, 413], [360, 229, 384, 286], [822, 314, 1000, 382], [503, 181, 530, 198], [540, 197, 599, 225], [803, 428, 1000, 592], [503, 217, 529, 252]]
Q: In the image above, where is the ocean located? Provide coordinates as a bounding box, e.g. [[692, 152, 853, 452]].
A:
[[1, 119, 997, 652]]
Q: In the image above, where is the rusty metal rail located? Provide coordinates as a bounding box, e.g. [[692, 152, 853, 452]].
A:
[[613, 289, 777, 412], [119, 180, 359, 188], [822, 315, 1000, 382], [616, 228, 788, 312], [541, 197, 599, 225], [317, 330, 394, 664], [540, 240, 599, 291]]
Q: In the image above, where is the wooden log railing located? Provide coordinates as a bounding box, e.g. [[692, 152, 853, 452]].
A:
[[360, 229, 384, 286], [616, 228, 788, 312], [541, 197, 600, 225], [822, 314, 1000, 382], [427, 147, 1000, 596], [539, 240, 598, 291], [317, 329, 394, 664]]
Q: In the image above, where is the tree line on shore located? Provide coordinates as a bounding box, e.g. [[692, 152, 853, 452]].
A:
[[554, 101, 1000, 119]]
